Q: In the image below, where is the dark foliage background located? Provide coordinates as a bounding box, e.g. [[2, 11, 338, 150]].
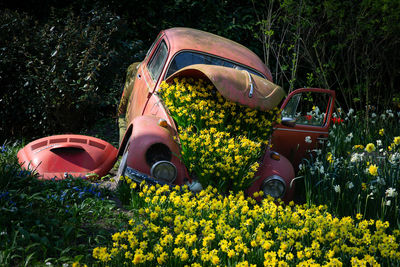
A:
[[1, 0, 399, 142]]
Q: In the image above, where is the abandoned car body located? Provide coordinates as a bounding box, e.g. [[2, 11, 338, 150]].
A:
[[117, 28, 336, 202]]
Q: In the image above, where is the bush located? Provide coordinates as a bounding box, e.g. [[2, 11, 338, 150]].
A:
[[253, 0, 400, 109], [0, 8, 144, 142]]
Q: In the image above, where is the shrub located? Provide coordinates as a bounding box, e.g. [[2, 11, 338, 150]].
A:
[[253, 0, 400, 109], [0, 8, 143, 142]]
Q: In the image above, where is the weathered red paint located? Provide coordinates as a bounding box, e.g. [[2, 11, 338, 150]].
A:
[[166, 64, 286, 111], [124, 115, 189, 185], [17, 134, 117, 179], [271, 88, 336, 170], [161, 28, 273, 81], [17, 28, 336, 201]]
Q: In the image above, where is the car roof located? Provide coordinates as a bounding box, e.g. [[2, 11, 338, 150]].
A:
[[162, 28, 272, 81]]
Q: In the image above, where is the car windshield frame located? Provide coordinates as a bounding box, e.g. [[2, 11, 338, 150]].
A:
[[164, 50, 266, 80]]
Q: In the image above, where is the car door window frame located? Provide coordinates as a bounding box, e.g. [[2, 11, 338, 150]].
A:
[[280, 88, 336, 130], [147, 40, 169, 82]]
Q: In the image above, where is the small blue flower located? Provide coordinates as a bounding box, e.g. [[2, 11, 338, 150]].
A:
[[0, 192, 9, 199]]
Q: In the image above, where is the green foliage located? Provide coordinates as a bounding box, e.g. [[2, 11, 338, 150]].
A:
[[0, 143, 129, 266], [0, 7, 142, 142], [301, 109, 400, 228], [254, 0, 400, 109]]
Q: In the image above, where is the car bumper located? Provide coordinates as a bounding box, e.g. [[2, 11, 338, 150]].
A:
[[125, 166, 203, 192]]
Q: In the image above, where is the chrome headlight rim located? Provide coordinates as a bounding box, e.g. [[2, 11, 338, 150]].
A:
[[150, 160, 177, 184], [261, 175, 286, 198]]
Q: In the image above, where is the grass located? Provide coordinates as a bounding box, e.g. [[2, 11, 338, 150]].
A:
[[1, 109, 399, 266]]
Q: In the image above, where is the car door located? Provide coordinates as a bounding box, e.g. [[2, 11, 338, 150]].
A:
[[271, 88, 336, 171], [126, 39, 169, 124]]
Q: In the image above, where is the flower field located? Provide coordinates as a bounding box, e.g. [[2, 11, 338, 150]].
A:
[[301, 109, 400, 228], [93, 182, 400, 266], [1, 82, 399, 266]]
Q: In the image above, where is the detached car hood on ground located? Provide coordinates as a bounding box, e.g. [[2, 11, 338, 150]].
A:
[[166, 64, 286, 111], [18, 134, 117, 179]]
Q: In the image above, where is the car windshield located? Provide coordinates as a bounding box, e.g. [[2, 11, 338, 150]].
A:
[[166, 51, 265, 79]]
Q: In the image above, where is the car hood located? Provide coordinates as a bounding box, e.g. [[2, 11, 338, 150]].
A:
[[165, 64, 285, 111], [17, 134, 117, 179]]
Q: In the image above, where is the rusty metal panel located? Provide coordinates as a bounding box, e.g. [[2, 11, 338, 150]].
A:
[[166, 64, 286, 111]]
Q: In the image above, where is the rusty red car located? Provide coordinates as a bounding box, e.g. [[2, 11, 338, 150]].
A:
[[116, 27, 336, 202]]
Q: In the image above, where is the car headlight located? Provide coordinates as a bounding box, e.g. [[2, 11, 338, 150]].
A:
[[261, 175, 286, 198], [150, 160, 177, 183]]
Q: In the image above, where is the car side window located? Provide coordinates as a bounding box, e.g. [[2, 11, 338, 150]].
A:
[[282, 92, 331, 127], [145, 35, 160, 59], [148, 41, 168, 81]]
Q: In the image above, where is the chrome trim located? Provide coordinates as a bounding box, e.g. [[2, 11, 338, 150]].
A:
[[125, 166, 169, 186], [261, 175, 286, 198], [150, 160, 177, 184], [246, 71, 254, 98]]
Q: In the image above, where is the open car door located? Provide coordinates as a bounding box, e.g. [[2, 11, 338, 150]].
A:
[[271, 88, 336, 171]]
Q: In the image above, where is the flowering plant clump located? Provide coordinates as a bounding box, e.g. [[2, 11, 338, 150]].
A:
[[93, 182, 400, 266], [302, 108, 400, 226], [159, 78, 281, 192]]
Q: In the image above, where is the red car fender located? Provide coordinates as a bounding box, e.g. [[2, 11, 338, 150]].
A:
[[246, 150, 295, 203], [124, 115, 190, 185]]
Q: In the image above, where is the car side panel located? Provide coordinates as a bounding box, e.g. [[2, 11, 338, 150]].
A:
[[143, 94, 177, 130], [271, 88, 336, 170], [126, 64, 154, 124]]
